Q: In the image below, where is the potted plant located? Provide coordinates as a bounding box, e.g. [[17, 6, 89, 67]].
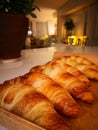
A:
[[64, 19, 75, 36], [0, 0, 40, 60]]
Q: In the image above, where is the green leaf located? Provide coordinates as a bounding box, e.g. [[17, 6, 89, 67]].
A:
[[0, 0, 40, 18], [30, 12, 37, 18]]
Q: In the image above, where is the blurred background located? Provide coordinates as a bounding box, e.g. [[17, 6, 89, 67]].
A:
[[25, 0, 98, 48]]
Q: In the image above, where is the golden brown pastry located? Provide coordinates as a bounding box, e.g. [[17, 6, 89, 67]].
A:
[[67, 55, 98, 67], [23, 71, 80, 117], [62, 56, 98, 81], [30, 64, 93, 103], [46, 58, 90, 86], [0, 77, 70, 130]]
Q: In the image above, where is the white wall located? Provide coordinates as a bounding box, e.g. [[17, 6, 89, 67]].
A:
[[27, 8, 57, 38]]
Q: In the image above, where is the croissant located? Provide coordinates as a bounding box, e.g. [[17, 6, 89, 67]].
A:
[[67, 55, 98, 68], [0, 77, 70, 130], [62, 56, 98, 81], [47, 58, 90, 86], [30, 64, 93, 103], [23, 71, 80, 117]]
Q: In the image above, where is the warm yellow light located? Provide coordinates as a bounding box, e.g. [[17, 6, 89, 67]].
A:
[[67, 35, 87, 46], [44, 35, 48, 39], [83, 36, 87, 38], [68, 35, 77, 45], [41, 35, 48, 40]]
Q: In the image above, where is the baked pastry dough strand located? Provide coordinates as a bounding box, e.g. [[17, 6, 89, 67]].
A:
[[46, 58, 90, 86], [0, 78, 70, 130], [62, 56, 98, 81], [30, 65, 93, 103], [23, 72, 80, 117]]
